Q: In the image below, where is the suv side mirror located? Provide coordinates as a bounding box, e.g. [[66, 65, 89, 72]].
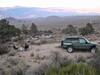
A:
[[85, 41, 88, 44]]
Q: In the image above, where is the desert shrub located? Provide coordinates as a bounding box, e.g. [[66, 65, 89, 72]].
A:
[[41, 40, 48, 44], [79, 23, 95, 35], [0, 57, 28, 75], [80, 44, 100, 74], [89, 45, 100, 74], [0, 19, 21, 43], [46, 63, 97, 75], [7, 57, 20, 66], [8, 50, 17, 56], [25, 61, 53, 75], [77, 56, 86, 63], [0, 67, 12, 75], [30, 52, 34, 57], [11, 60, 28, 75], [50, 51, 71, 70], [62, 25, 77, 35], [30, 23, 38, 35], [21, 24, 29, 34], [0, 44, 10, 55]]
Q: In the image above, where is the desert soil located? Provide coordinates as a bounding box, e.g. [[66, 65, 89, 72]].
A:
[[15, 43, 93, 68], [0, 42, 95, 72]]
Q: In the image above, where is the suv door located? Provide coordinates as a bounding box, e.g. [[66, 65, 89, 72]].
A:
[[78, 38, 90, 50], [71, 38, 80, 49]]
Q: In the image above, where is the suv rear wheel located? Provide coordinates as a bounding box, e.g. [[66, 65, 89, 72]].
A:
[[67, 47, 74, 53], [91, 48, 96, 54]]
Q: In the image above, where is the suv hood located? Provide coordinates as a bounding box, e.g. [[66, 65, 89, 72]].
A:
[[90, 41, 97, 45]]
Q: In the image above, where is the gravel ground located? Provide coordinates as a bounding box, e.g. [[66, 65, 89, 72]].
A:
[[16, 43, 93, 66]]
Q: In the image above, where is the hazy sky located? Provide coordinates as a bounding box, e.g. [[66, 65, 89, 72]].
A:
[[0, 0, 100, 13]]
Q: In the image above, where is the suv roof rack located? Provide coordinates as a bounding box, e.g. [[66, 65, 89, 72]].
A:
[[64, 35, 82, 38]]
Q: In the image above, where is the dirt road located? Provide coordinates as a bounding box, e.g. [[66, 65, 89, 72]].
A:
[[17, 43, 93, 65], [31, 43, 92, 58]]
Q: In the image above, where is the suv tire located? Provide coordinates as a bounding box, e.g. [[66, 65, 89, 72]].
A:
[[91, 48, 96, 54], [67, 47, 74, 53]]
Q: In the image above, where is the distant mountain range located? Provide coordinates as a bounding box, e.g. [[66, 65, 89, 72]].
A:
[[5, 16, 100, 31], [0, 7, 100, 19]]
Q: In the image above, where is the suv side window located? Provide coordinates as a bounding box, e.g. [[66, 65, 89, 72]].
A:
[[64, 38, 72, 43], [79, 38, 86, 44], [71, 38, 79, 43], [64, 38, 78, 43]]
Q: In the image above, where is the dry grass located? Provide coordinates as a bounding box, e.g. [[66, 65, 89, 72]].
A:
[[0, 44, 10, 55], [0, 56, 28, 75]]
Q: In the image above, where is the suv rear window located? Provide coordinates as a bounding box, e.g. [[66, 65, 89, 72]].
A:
[[64, 38, 79, 43]]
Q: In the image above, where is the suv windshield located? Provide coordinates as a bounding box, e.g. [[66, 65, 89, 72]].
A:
[[84, 38, 90, 43]]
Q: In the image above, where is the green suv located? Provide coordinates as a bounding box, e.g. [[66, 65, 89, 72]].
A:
[[61, 36, 97, 53]]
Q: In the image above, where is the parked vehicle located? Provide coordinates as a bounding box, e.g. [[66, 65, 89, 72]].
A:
[[61, 36, 97, 53]]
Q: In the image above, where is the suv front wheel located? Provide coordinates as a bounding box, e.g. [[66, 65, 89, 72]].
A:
[[67, 47, 74, 53]]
